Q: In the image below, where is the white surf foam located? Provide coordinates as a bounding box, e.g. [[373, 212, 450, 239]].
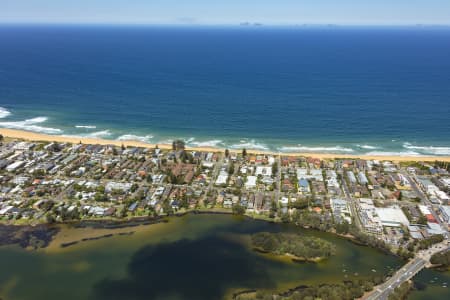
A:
[[403, 143, 450, 156], [229, 140, 269, 151], [365, 151, 423, 157], [156, 139, 174, 145], [75, 125, 97, 129], [85, 130, 112, 138], [189, 140, 223, 148], [117, 134, 154, 143], [64, 130, 112, 139], [278, 145, 354, 153], [0, 107, 11, 119], [357, 144, 379, 150], [0, 116, 63, 134]]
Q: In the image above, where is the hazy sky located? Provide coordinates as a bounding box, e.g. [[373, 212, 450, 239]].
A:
[[0, 0, 449, 25]]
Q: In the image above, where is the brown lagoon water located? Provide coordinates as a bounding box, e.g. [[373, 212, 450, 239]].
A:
[[0, 214, 413, 300]]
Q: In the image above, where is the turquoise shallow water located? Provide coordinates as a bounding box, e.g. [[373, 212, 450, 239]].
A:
[[0, 26, 450, 155]]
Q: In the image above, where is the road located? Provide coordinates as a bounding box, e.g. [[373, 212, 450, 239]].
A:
[[364, 170, 450, 300], [402, 171, 449, 238], [208, 153, 224, 192], [364, 242, 449, 300], [341, 176, 361, 230], [275, 153, 281, 203], [365, 257, 426, 300]]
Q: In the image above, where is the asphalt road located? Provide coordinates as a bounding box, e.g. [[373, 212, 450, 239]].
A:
[[366, 257, 426, 300], [341, 177, 361, 230], [403, 171, 449, 238]]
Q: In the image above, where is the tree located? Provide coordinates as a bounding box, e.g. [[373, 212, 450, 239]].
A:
[[96, 185, 106, 193], [430, 250, 450, 267], [121, 143, 125, 151], [417, 215, 428, 225], [281, 213, 290, 223], [232, 204, 246, 215], [172, 139, 185, 151], [94, 192, 108, 202], [225, 148, 230, 158], [46, 213, 56, 224], [0, 134, 3, 142], [242, 148, 247, 157], [335, 220, 350, 234], [418, 234, 444, 250], [272, 162, 278, 175], [228, 162, 235, 175], [119, 208, 127, 218]]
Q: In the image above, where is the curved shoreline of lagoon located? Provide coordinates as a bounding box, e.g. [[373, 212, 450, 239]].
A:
[[1, 213, 449, 300], [0, 213, 404, 300]]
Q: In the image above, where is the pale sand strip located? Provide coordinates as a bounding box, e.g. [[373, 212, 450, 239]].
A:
[[1, 128, 450, 162]]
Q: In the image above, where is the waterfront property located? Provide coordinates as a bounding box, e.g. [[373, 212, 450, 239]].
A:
[[0, 138, 449, 299]]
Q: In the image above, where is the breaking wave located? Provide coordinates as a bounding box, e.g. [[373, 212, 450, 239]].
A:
[[229, 140, 269, 151], [356, 144, 379, 150], [64, 130, 112, 139], [364, 151, 423, 157], [0, 107, 11, 119], [75, 125, 97, 129], [0, 116, 63, 134], [278, 145, 354, 153], [188, 140, 223, 148], [85, 130, 112, 138], [117, 134, 154, 143], [403, 143, 450, 156]]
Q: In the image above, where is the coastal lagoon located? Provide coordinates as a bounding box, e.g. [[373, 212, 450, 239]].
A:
[[409, 268, 450, 300], [0, 214, 405, 300]]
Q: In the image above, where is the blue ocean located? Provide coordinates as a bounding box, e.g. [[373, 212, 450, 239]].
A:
[[0, 25, 449, 155]]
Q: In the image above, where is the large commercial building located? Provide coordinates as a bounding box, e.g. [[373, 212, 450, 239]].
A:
[[357, 198, 383, 235], [375, 206, 410, 227]]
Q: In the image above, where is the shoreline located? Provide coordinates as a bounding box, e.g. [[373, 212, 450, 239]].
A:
[[1, 128, 450, 162]]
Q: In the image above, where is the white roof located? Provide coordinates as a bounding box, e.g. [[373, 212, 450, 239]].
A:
[[215, 174, 228, 185], [418, 205, 432, 215], [0, 206, 13, 215], [279, 197, 289, 204], [255, 166, 272, 176], [376, 206, 409, 227], [427, 222, 445, 235], [311, 169, 322, 176], [6, 161, 25, 170], [297, 168, 308, 175], [441, 205, 450, 216], [245, 176, 257, 188], [435, 191, 449, 200], [202, 162, 214, 168]]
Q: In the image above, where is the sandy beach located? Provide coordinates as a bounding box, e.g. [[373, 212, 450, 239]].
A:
[[1, 128, 450, 162]]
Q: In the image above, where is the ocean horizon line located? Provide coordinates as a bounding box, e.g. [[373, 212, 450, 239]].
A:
[[1, 22, 450, 29]]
